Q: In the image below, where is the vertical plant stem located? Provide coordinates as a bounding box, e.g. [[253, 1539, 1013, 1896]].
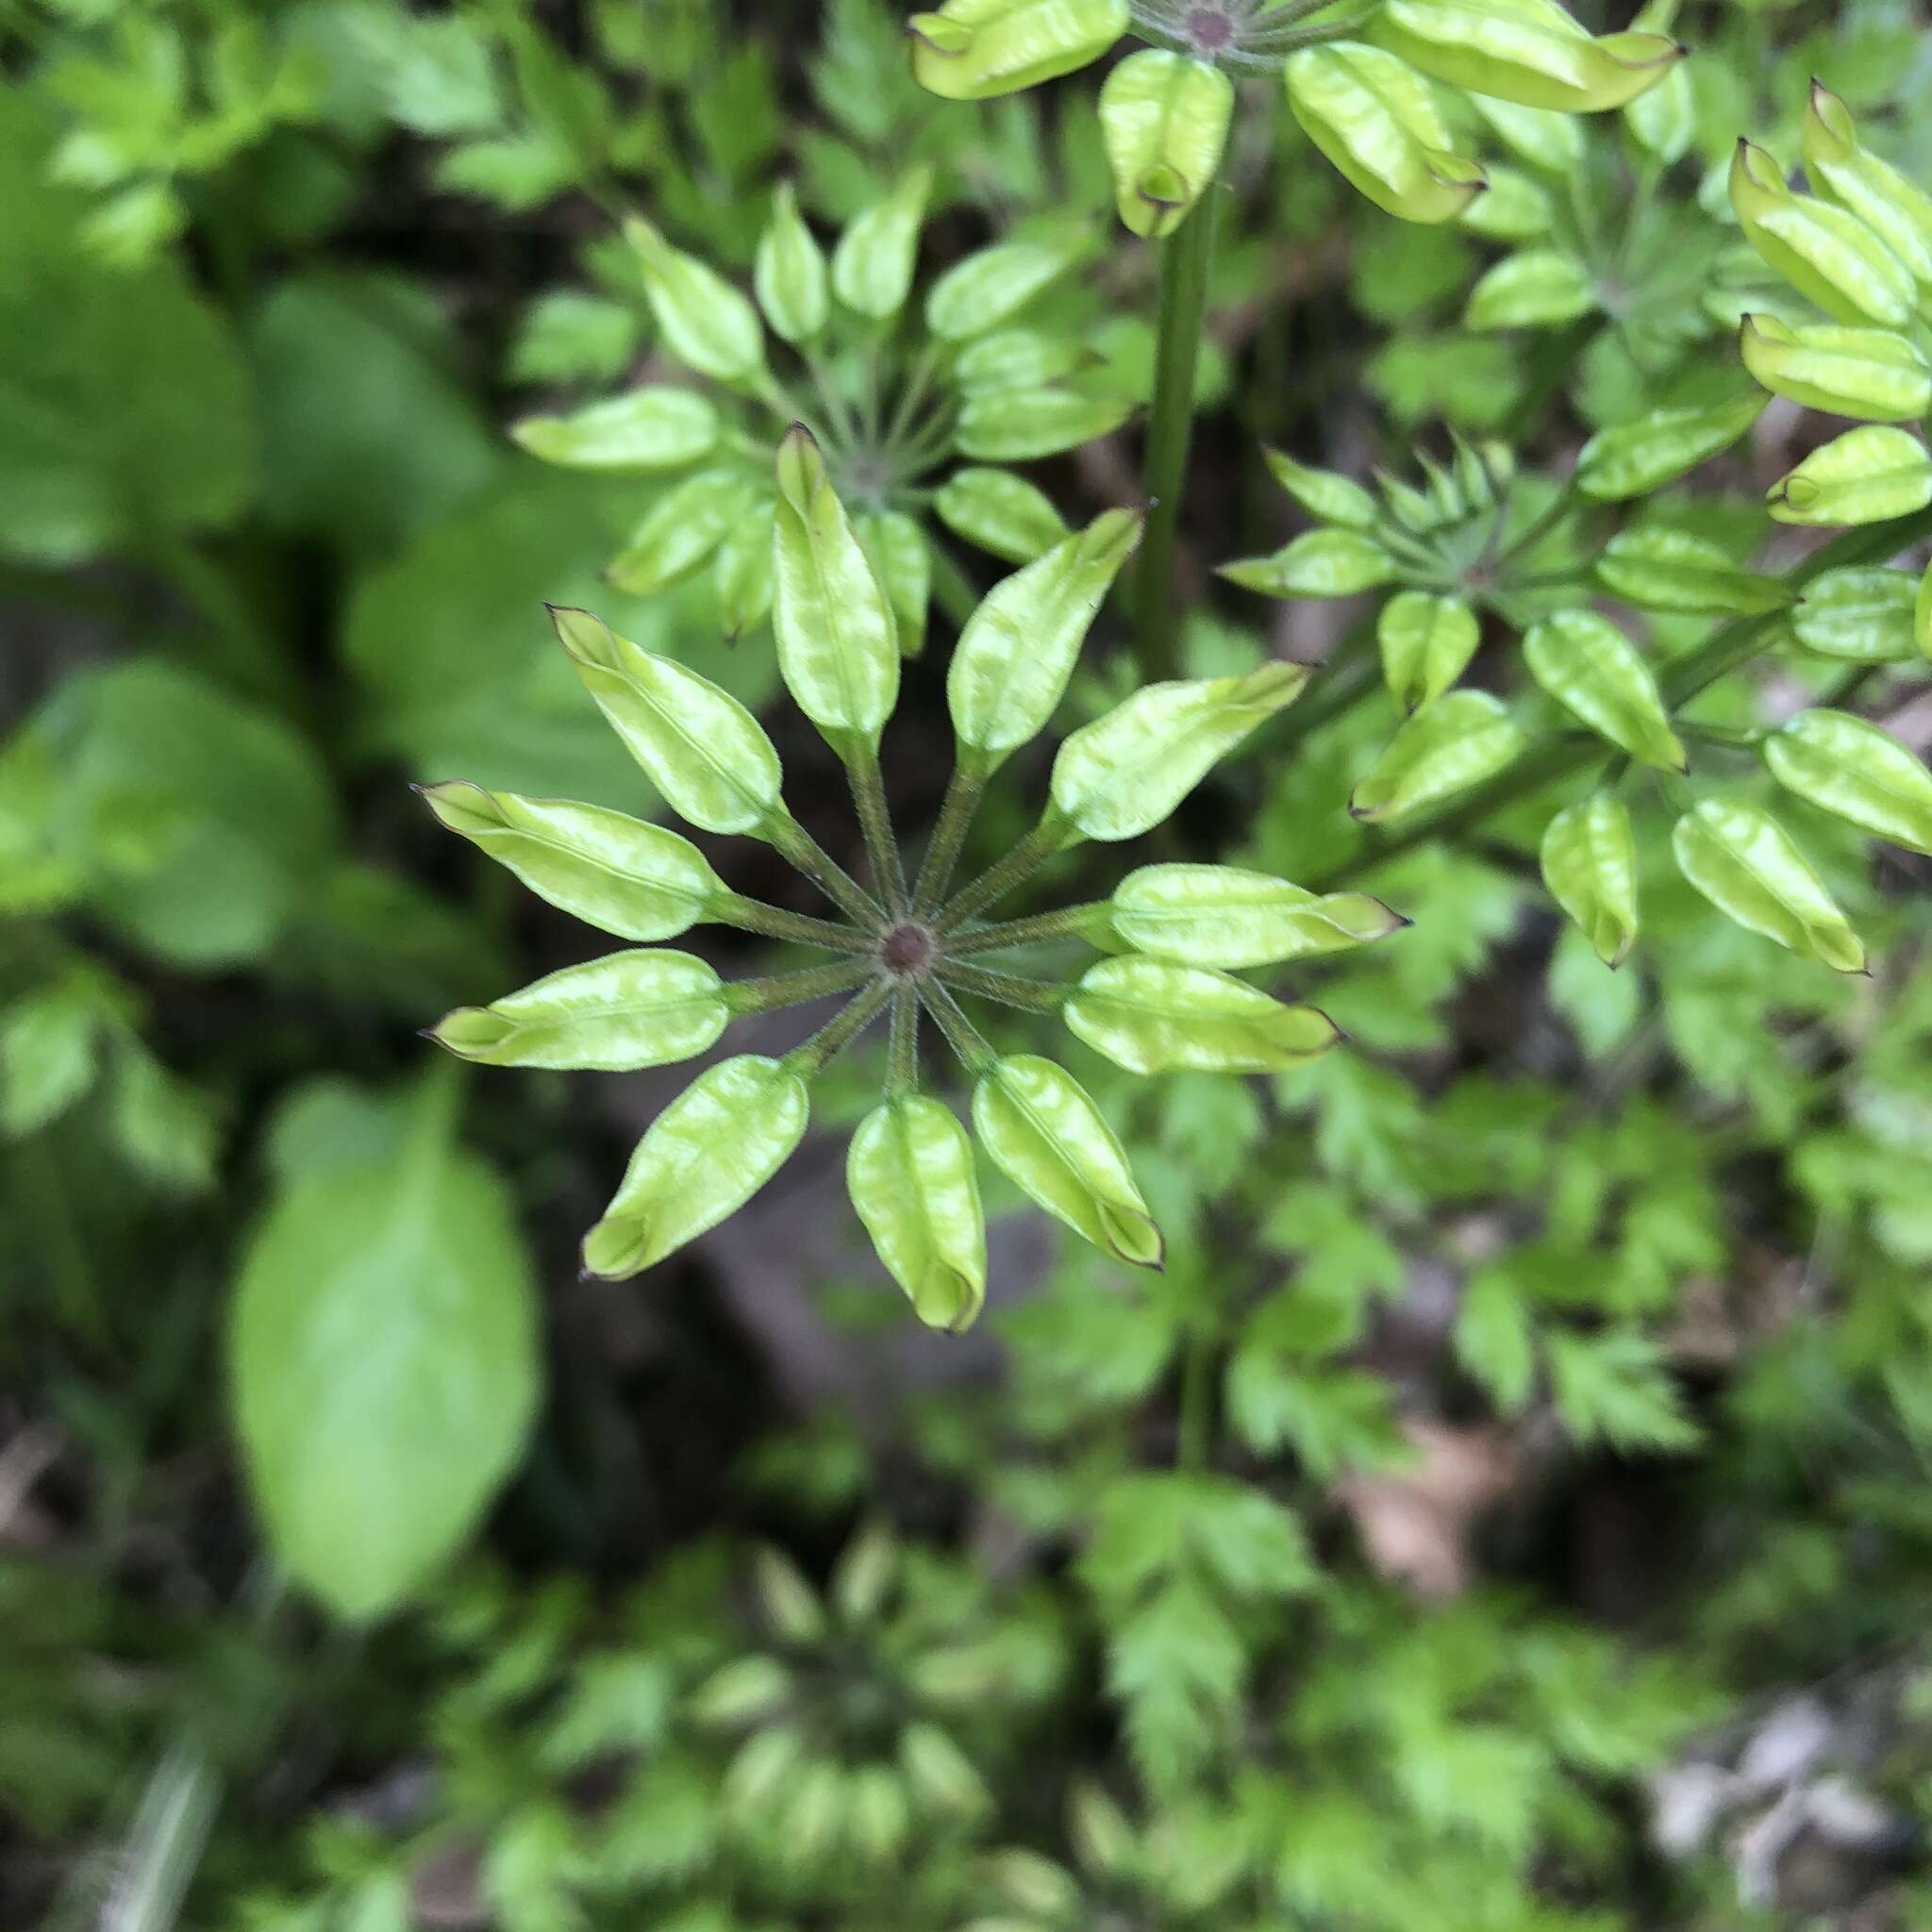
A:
[[1134, 181, 1224, 684], [887, 985, 919, 1095]]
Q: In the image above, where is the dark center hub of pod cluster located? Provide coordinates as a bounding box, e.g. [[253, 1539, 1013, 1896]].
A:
[[1187, 5, 1236, 50], [880, 922, 935, 976]]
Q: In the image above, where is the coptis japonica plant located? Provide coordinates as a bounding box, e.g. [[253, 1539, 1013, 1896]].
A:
[[512, 182, 1131, 649], [426, 427, 1392, 1329]]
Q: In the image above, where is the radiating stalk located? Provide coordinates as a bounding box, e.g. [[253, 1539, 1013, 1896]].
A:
[[845, 742, 908, 914], [912, 750, 989, 916], [711, 892, 873, 951], [938, 814, 1071, 933], [919, 978, 997, 1075], [944, 902, 1111, 956], [788, 978, 893, 1074], [936, 959, 1072, 1012], [726, 958, 874, 1015], [763, 808, 886, 930]]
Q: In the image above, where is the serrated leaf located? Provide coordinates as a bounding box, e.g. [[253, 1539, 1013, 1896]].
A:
[[1672, 799, 1866, 973], [1764, 709, 1932, 856]]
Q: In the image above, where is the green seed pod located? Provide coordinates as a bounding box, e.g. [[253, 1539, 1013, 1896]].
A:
[[755, 181, 829, 344], [1593, 528, 1794, 616], [724, 1726, 805, 1817], [781, 1760, 845, 1866], [933, 465, 1070, 562], [755, 1544, 827, 1641], [773, 426, 901, 745], [1218, 528, 1397, 597], [949, 508, 1142, 765], [1458, 164, 1556, 241], [955, 387, 1134, 461], [1379, 591, 1481, 712], [1740, 314, 1932, 424], [420, 782, 724, 941], [1802, 82, 1932, 289], [856, 508, 931, 659], [1050, 663, 1308, 841], [1349, 690, 1523, 822], [1524, 608, 1684, 770], [582, 1055, 810, 1278], [625, 216, 766, 386], [908, 0, 1128, 100], [715, 499, 779, 641], [1540, 794, 1639, 967], [971, 1054, 1161, 1268], [848, 1765, 912, 1864], [1285, 42, 1488, 226], [831, 165, 934, 321], [925, 232, 1086, 340], [1764, 709, 1932, 857], [1768, 425, 1932, 526], [511, 388, 721, 471], [1470, 92, 1584, 173], [848, 1096, 988, 1333], [1369, 0, 1682, 112], [1098, 49, 1232, 240], [1463, 247, 1596, 329], [832, 1522, 899, 1623], [955, 327, 1090, 393], [1261, 447, 1381, 529], [1671, 800, 1866, 974], [899, 1721, 990, 1815], [1108, 863, 1406, 968], [1790, 566, 1920, 660], [1624, 53, 1693, 164], [690, 1654, 795, 1728], [1574, 393, 1764, 500], [1726, 141, 1915, 329], [1069, 1783, 1137, 1877], [1063, 958, 1341, 1074], [552, 607, 783, 835], [608, 466, 763, 594]]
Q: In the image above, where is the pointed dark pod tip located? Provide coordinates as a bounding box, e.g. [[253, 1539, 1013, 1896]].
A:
[[414, 1027, 441, 1042], [1391, 912, 1417, 930]]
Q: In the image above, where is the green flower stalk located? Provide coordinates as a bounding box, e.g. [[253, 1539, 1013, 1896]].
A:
[[425, 431, 1383, 1326], [513, 184, 1133, 649]]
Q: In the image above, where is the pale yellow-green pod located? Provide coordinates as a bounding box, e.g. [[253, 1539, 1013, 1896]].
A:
[[848, 1096, 987, 1332], [1790, 567, 1920, 661], [1540, 793, 1639, 967], [1740, 314, 1932, 424], [755, 181, 829, 343], [925, 232, 1088, 339], [1349, 690, 1523, 822], [1261, 447, 1381, 529], [1574, 393, 1764, 501], [1218, 529, 1396, 597], [511, 388, 720, 471], [607, 466, 764, 595], [1523, 608, 1685, 771], [1463, 248, 1595, 329], [1098, 49, 1232, 239], [933, 466, 1070, 563], [625, 216, 766, 385], [908, 0, 1129, 100], [1593, 528, 1793, 617], [1767, 425, 1932, 526], [1378, 591, 1481, 713], [1801, 82, 1932, 289], [1063, 958, 1341, 1075], [1764, 710, 1932, 858], [831, 166, 934, 321], [856, 508, 931, 660], [1671, 800, 1866, 974], [954, 386, 1134, 462], [1108, 864, 1407, 969]]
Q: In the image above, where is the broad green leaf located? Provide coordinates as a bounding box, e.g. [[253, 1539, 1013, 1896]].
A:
[[1524, 608, 1684, 770], [1802, 83, 1932, 288], [583, 1055, 809, 1277], [925, 232, 1084, 339], [908, 0, 1128, 99], [421, 783, 724, 941], [848, 1096, 987, 1332], [856, 508, 931, 659], [1727, 141, 1915, 329], [948, 508, 1142, 762], [1464, 249, 1595, 329], [608, 466, 765, 594], [1285, 42, 1487, 225], [1098, 50, 1232, 240], [933, 466, 1069, 562], [1764, 710, 1932, 856], [971, 1054, 1161, 1268], [1109, 864, 1405, 967], [511, 389, 720, 471], [755, 181, 828, 343], [1790, 566, 1920, 660], [1349, 690, 1522, 822], [625, 216, 765, 384], [1378, 591, 1480, 712], [831, 166, 933, 320], [956, 387, 1134, 461], [1540, 794, 1639, 966], [1593, 528, 1793, 617], [1219, 529, 1396, 597], [772, 428, 900, 744], [1064, 958, 1340, 1074], [231, 1082, 539, 1620], [1050, 664, 1307, 841], [1574, 393, 1764, 501], [1740, 315, 1932, 424], [1671, 799, 1866, 973], [552, 607, 783, 835], [1768, 426, 1932, 526], [431, 950, 729, 1071], [1261, 448, 1380, 530]]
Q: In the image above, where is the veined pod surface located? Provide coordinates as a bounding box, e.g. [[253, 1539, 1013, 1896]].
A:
[[1262, 448, 1380, 529], [1064, 958, 1341, 1074], [933, 466, 1069, 563], [954, 327, 1088, 394], [1470, 92, 1583, 172], [1108, 864, 1405, 968], [948, 508, 1142, 763], [848, 1096, 987, 1333], [1574, 393, 1764, 501], [1349, 690, 1523, 822], [625, 217, 765, 385], [1284, 42, 1488, 226], [1768, 426, 1932, 526], [583, 1056, 810, 1278], [908, 0, 1128, 99], [1464, 248, 1595, 330], [1050, 663, 1307, 842], [1672, 800, 1866, 974], [716, 500, 779, 641], [831, 166, 934, 320], [1802, 83, 1932, 288], [925, 232, 1085, 339], [551, 607, 783, 835], [755, 182, 828, 343], [420, 783, 724, 941], [430, 950, 729, 1072], [1764, 710, 1932, 856], [1740, 315, 1932, 424], [1098, 49, 1232, 239], [511, 388, 720, 470], [1524, 608, 1684, 770], [608, 466, 764, 594], [1593, 528, 1793, 616], [773, 427, 900, 742], [955, 387, 1134, 462], [1624, 50, 1693, 164], [1541, 794, 1639, 966], [1379, 591, 1480, 712], [856, 508, 931, 659], [1219, 528, 1396, 597], [971, 1054, 1161, 1268], [1790, 567, 1920, 661]]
